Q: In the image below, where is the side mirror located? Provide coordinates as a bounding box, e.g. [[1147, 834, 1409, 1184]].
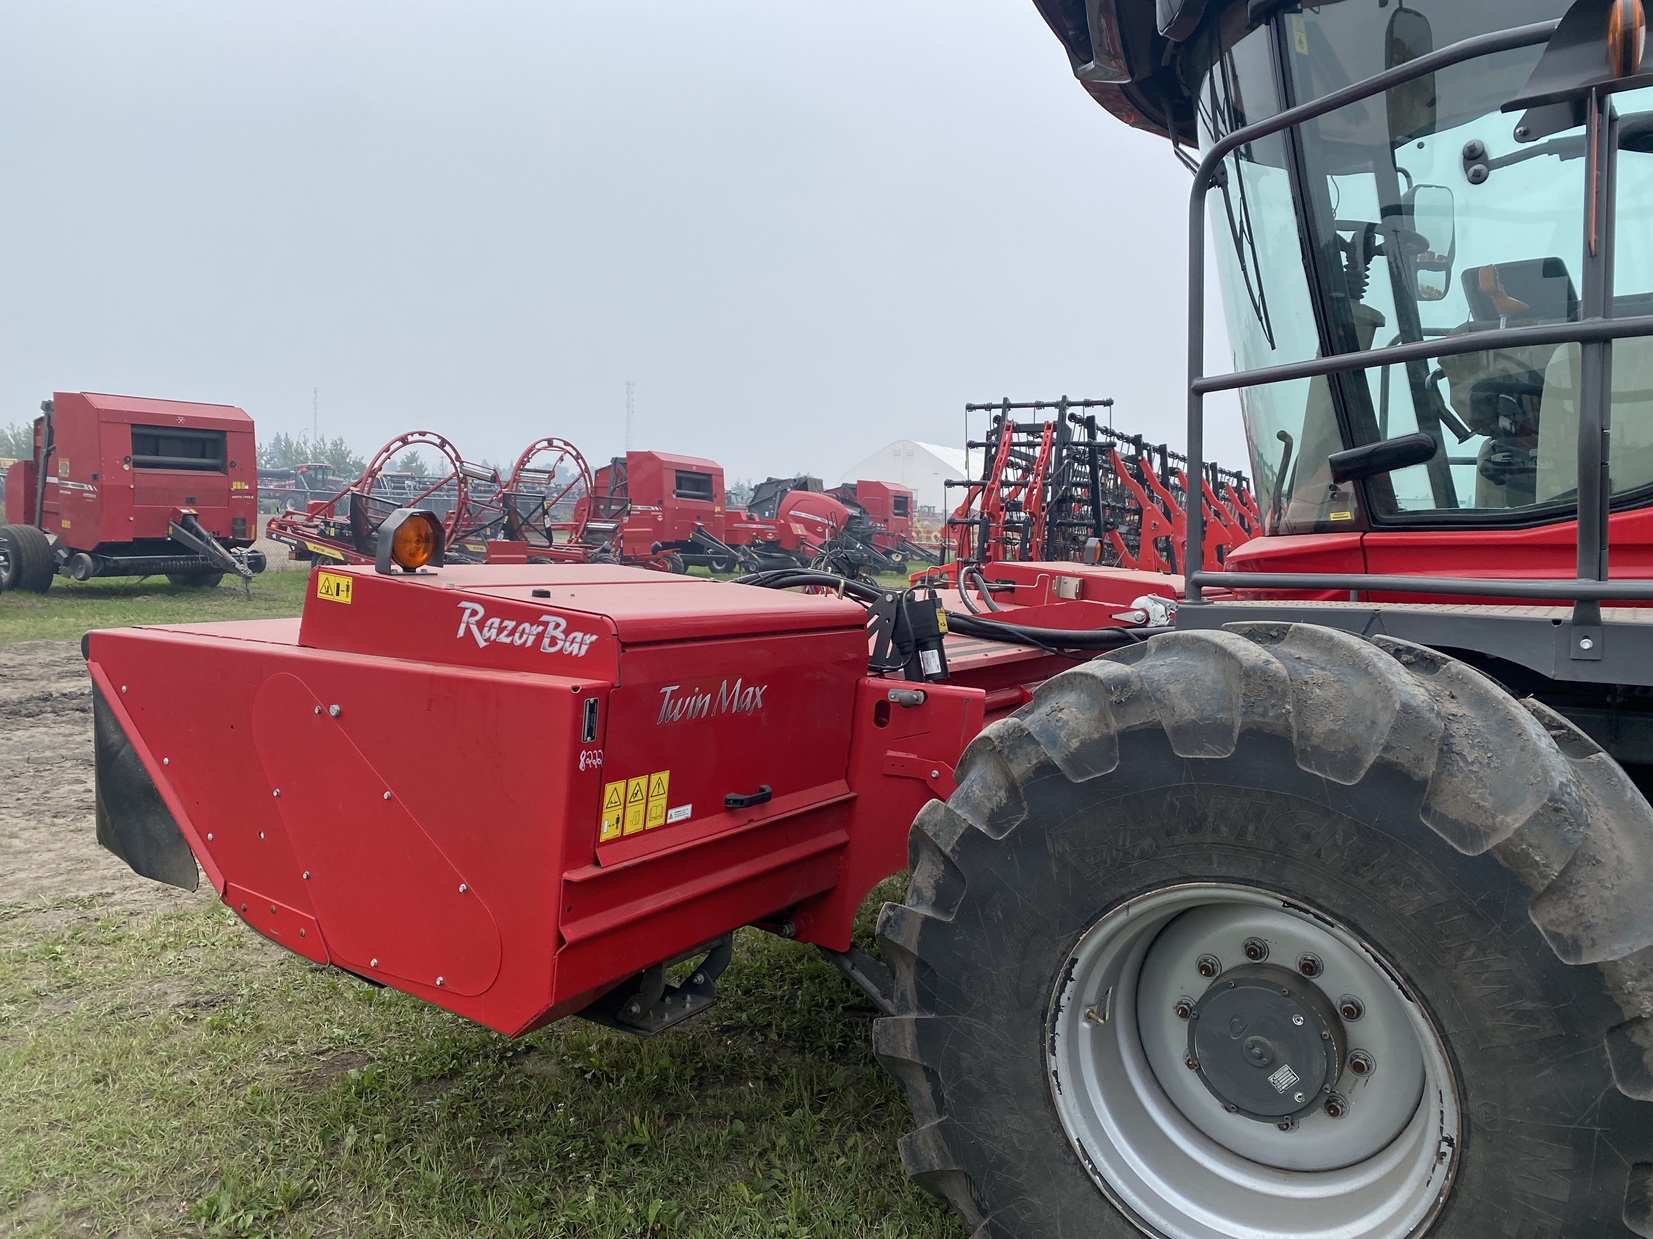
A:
[[1405, 184, 1456, 301], [1385, 5, 1438, 143], [1328, 433, 1438, 484]]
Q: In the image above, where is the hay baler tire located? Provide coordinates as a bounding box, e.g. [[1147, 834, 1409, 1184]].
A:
[[166, 572, 224, 589], [0, 524, 56, 593], [876, 623, 1653, 1239]]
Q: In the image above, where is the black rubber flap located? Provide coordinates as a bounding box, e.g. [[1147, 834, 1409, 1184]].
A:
[[93, 680, 199, 891]]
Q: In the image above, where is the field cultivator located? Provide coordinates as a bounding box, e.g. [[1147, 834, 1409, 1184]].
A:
[[945, 396, 1256, 573]]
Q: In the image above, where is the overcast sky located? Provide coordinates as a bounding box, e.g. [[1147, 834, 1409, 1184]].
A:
[[0, 1, 1247, 485]]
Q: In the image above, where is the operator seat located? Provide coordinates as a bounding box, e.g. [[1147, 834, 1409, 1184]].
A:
[[1438, 258, 1578, 507], [1537, 327, 1653, 504]]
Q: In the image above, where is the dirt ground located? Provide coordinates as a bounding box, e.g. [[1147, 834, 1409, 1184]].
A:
[[0, 639, 195, 915]]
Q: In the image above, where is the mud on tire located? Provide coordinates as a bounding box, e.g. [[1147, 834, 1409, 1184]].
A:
[[876, 622, 1653, 1239]]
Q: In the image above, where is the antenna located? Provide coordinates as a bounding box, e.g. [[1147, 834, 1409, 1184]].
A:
[[625, 380, 635, 451], [312, 387, 319, 444]]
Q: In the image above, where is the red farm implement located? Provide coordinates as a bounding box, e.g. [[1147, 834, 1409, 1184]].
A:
[[945, 396, 1257, 574], [1, 391, 266, 593], [264, 431, 506, 567], [81, 3, 1653, 1236], [487, 437, 599, 565]]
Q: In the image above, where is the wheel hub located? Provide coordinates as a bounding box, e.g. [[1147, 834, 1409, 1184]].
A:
[[1188, 964, 1345, 1122]]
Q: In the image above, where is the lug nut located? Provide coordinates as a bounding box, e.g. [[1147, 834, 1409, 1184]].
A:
[[1297, 953, 1322, 978], [1348, 1050, 1375, 1077], [1243, 937, 1269, 962], [1325, 1093, 1349, 1119], [1196, 954, 1221, 978], [1174, 998, 1194, 1020], [1339, 996, 1365, 1021], [1185, 1057, 1199, 1071], [1276, 1118, 1297, 1132]]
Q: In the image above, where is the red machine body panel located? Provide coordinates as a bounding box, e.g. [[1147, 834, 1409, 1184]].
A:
[[82, 563, 949, 1036], [1226, 509, 1653, 605], [5, 392, 257, 550]]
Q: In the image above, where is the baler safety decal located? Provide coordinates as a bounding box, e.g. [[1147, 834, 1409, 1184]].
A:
[[316, 572, 354, 604], [598, 770, 675, 842]]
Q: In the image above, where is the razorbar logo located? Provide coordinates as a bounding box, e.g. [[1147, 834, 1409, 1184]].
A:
[[656, 678, 767, 725], [455, 601, 598, 657]]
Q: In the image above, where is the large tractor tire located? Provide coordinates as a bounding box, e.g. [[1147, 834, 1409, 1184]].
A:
[[877, 623, 1653, 1239], [0, 524, 56, 593]]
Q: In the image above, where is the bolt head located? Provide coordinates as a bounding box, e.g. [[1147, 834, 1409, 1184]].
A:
[[1468, 164, 1490, 184], [302, 871, 310, 880], [436, 977, 445, 987], [1196, 954, 1221, 978], [1174, 999, 1193, 1020], [1580, 637, 1595, 650], [272, 789, 281, 797], [1291, 1013, 1305, 1026], [1185, 1057, 1199, 1071], [1339, 996, 1365, 1021], [1296, 953, 1322, 978], [1349, 1050, 1374, 1076], [1242, 937, 1268, 962], [162, 757, 169, 766], [458, 883, 467, 893], [329, 705, 342, 717], [383, 791, 393, 801], [370, 958, 378, 968]]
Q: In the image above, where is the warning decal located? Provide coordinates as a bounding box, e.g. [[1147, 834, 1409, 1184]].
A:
[[316, 571, 353, 604], [597, 770, 679, 842], [645, 771, 670, 828], [599, 780, 626, 842], [623, 776, 648, 835]]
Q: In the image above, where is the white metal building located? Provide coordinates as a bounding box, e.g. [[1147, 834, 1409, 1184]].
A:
[[839, 440, 980, 513]]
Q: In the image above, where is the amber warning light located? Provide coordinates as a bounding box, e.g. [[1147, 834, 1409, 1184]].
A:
[[376, 508, 445, 574], [1610, 0, 1647, 76]]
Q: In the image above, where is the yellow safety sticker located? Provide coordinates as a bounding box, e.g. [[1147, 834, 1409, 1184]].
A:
[[934, 603, 948, 634], [307, 541, 347, 562], [1290, 13, 1308, 54], [645, 770, 670, 828], [232, 480, 250, 491], [599, 780, 626, 842], [1328, 510, 1354, 522], [623, 776, 648, 835], [59, 518, 70, 530], [315, 571, 353, 604], [58, 459, 70, 476]]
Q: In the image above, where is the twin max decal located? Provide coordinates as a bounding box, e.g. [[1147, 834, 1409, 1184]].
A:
[[455, 601, 599, 657], [656, 678, 767, 725]]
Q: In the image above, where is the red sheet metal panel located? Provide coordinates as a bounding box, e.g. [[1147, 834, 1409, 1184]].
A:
[[252, 672, 503, 995]]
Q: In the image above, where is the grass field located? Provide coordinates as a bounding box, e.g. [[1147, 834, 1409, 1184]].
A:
[[0, 571, 312, 645], [0, 884, 947, 1239]]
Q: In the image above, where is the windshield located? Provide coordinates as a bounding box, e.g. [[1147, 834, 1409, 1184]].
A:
[[1200, 0, 1653, 533]]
